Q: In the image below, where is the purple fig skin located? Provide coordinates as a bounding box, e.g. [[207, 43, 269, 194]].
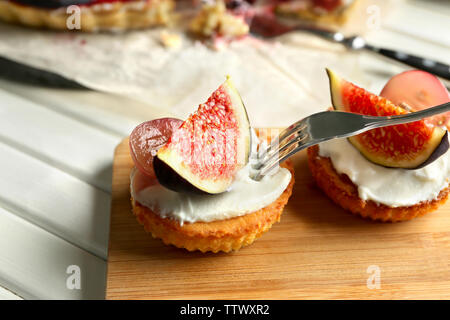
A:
[[409, 131, 449, 170], [153, 156, 212, 195]]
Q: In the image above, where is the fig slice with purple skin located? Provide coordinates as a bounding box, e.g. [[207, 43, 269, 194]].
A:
[[327, 68, 449, 169], [380, 70, 450, 127], [154, 76, 251, 194]]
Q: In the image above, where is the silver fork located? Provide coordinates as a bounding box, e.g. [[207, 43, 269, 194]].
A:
[[251, 102, 450, 181]]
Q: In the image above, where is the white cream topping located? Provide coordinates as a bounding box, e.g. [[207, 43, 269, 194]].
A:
[[131, 130, 292, 224], [318, 137, 450, 207]]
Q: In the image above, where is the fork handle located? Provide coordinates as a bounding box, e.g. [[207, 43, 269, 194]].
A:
[[365, 44, 450, 81], [364, 102, 450, 129]]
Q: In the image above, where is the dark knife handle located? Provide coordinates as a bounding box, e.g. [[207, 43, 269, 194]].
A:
[[0, 55, 86, 89], [365, 44, 450, 80]]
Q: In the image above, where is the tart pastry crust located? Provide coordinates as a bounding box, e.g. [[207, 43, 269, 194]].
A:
[[0, 0, 174, 31], [275, 0, 358, 26], [307, 145, 450, 222], [131, 160, 295, 253]]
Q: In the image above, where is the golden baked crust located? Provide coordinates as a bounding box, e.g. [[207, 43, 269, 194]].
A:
[[0, 0, 174, 31], [275, 0, 358, 26], [131, 161, 295, 253], [307, 145, 450, 222]]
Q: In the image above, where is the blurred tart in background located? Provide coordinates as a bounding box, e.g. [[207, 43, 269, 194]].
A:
[[275, 0, 358, 25], [0, 0, 175, 31], [0, 0, 358, 33]]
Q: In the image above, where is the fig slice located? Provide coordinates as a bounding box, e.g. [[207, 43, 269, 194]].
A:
[[326, 68, 449, 169], [154, 76, 251, 194], [380, 70, 450, 127]]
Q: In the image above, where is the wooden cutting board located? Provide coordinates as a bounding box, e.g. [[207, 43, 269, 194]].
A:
[[106, 137, 450, 299]]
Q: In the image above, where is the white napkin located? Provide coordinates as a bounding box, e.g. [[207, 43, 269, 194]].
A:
[[0, 22, 366, 127]]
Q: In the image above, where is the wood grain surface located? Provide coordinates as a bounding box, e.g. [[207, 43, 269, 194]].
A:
[[106, 137, 450, 299]]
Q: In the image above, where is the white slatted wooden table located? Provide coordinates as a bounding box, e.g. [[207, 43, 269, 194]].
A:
[[0, 0, 448, 299]]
